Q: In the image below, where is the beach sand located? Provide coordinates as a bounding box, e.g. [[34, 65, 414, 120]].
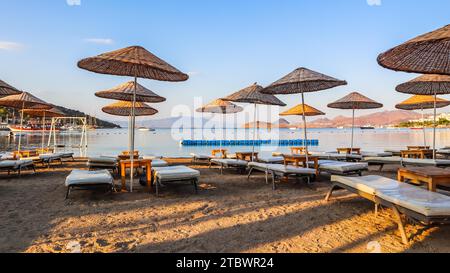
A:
[[0, 159, 449, 253]]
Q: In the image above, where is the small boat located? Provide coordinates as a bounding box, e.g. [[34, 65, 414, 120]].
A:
[[289, 127, 297, 131], [337, 126, 344, 130], [410, 127, 424, 130], [8, 125, 60, 133], [360, 125, 375, 130], [138, 127, 156, 132]]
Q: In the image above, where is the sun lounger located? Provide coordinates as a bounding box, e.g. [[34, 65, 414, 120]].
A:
[[248, 162, 316, 190], [209, 158, 249, 174], [361, 151, 393, 158], [142, 155, 163, 160], [318, 160, 368, 176], [190, 153, 213, 163], [0, 160, 35, 175], [65, 169, 115, 199], [151, 159, 169, 168], [39, 153, 64, 167], [87, 156, 119, 172], [364, 157, 450, 170], [257, 156, 285, 164], [152, 166, 200, 196], [326, 175, 450, 244], [310, 152, 362, 162], [60, 153, 75, 161], [0, 152, 16, 161]]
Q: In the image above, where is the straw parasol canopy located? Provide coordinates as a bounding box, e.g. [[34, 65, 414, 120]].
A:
[[102, 101, 158, 117], [78, 46, 189, 81], [396, 74, 450, 95], [396, 95, 450, 110], [0, 92, 51, 110], [378, 24, 450, 75], [95, 81, 166, 103], [196, 99, 244, 114], [327, 92, 383, 110], [221, 83, 286, 106], [260, 67, 347, 95], [22, 107, 66, 117], [0, 79, 22, 97], [328, 92, 383, 152], [281, 104, 325, 117]]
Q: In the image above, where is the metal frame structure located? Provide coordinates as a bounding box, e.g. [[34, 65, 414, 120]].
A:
[[47, 117, 88, 157]]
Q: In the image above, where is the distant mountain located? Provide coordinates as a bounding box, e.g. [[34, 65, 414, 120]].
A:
[[273, 118, 291, 128], [54, 106, 120, 129], [306, 110, 422, 128], [243, 121, 273, 129]]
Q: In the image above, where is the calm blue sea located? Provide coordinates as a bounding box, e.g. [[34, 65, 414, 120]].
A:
[[1, 128, 449, 157]]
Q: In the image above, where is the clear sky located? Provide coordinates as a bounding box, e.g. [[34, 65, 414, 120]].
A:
[[0, 0, 449, 123]]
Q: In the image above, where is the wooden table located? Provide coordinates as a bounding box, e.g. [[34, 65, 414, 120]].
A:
[[400, 149, 434, 159], [398, 167, 450, 192], [236, 152, 258, 161], [212, 149, 227, 158], [291, 147, 308, 155], [337, 148, 361, 155], [120, 159, 152, 192], [282, 154, 319, 175], [407, 146, 430, 151]]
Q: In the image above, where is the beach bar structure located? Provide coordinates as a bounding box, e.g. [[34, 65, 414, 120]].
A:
[[47, 117, 88, 157]]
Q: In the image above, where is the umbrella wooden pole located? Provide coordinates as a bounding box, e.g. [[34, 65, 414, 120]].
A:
[[351, 108, 355, 153], [129, 76, 138, 192], [252, 103, 257, 161], [18, 102, 25, 153], [433, 92, 437, 160], [301, 92, 309, 168], [41, 111, 46, 151]]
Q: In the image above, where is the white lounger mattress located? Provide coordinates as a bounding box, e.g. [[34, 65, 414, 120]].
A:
[[190, 153, 212, 160], [88, 157, 118, 164], [151, 159, 169, 167], [332, 175, 450, 217], [249, 162, 315, 175], [258, 156, 284, 163], [0, 160, 33, 168], [210, 159, 248, 167], [153, 166, 200, 181], [65, 170, 114, 186], [319, 160, 368, 173]]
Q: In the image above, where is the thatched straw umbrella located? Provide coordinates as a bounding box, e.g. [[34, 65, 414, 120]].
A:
[[396, 95, 450, 147], [281, 104, 325, 149], [328, 92, 383, 152], [197, 99, 244, 152], [0, 79, 21, 97], [102, 101, 158, 117], [22, 107, 66, 151], [0, 92, 51, 152], [78, 45, 188, 192], [378, 24, 450, 75], [95, 81, 166, 103], [396, 74, 450, 159], [261, 67, 347, 166], [280, 104, 325, 117], [221, 83, 286, 160]]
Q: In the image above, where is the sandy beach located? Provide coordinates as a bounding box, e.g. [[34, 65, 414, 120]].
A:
[[0, 159, 448, 253]]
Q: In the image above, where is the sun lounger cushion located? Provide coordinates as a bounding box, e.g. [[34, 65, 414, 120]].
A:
[[0, 153, 15, 160], [153, 166, 200, 182], [65, 170, 114, 187], [60, 153, 74, 158], [332, 175, 450, 217], [210, 159, 248, 167], [142, 155, 163, 160], [319, 160, 368, 173], [258, 156, 284, 164], [151, 159, 169, 168], [331, 175, 403, 196], [88, 157, 118, 164], [248, 162, 316, 175], [364, 156, 403, 164], [190, 153, 212, 160], [0, 160, 18, 168], [403, 158, 450, 166], [361, 152, 393, 157]]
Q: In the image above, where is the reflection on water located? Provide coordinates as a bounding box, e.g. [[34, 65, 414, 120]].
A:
[[1, 128, 450, 157]]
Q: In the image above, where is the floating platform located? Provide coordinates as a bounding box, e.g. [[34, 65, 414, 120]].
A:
[[180, 139, 319, 147]]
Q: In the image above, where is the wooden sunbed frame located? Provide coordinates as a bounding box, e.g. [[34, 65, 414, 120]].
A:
[[151, 171, 199, 197], [0, 161, 36, 176], [247, 164, 316, 190], [325, 180, 450, 244]]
